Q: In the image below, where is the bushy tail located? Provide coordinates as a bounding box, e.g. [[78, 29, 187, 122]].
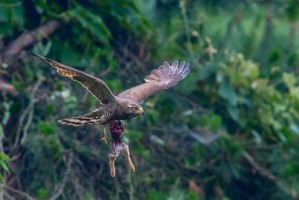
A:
[[58, 110, 102, 126]]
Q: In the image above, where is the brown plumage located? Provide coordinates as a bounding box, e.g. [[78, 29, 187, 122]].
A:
[[26, 51, 190, 126]]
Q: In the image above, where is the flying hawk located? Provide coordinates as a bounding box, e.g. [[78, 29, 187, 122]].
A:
[[26, 51, 190, 142]]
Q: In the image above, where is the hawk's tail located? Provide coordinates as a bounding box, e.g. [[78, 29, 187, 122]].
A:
[[58, 110, 102, 126]]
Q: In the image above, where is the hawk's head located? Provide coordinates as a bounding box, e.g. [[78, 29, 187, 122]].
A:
[[128, 103, 144, 116]]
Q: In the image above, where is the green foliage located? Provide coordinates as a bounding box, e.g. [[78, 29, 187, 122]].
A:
[[1, 0, 299, 199], [38, 121, 55, 136], [67, 4, 111, 45], [37, 187, 48, 199], [0, 0, 24, 36], [0, 125, 9, 182]]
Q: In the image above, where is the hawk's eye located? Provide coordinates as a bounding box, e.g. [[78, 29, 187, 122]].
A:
[[131, 107, 138, 112]]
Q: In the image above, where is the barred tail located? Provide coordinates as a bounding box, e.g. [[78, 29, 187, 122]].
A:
[[58, 110, 102, 126]]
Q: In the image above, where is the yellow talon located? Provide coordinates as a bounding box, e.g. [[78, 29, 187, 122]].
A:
[[100, 136, 109, 143], [100, 125, 108, 144]]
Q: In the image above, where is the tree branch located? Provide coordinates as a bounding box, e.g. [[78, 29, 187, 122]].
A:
[[0, 79, 17, 95], [49, 152, 73, 200], [0, 184, 35, 200], [243, 151, 282, 186], [3, 20, 62, 58]]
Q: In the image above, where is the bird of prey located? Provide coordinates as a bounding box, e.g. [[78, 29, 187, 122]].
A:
[[26, 51, 190, 143]]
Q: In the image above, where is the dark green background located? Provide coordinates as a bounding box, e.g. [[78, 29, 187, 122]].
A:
[[0, 0, 299, 199]]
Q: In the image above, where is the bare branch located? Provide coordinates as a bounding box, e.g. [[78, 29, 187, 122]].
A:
[[49, 152, 73, 200], [3, 20, 62, 58], [243, 151, 282, 186], [0, 79, 17, 95], [12, 75, 44, 150], [0, 184, 35, 200]]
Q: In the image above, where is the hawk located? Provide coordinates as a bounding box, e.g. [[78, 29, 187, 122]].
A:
[[26, 51, 190, 142]]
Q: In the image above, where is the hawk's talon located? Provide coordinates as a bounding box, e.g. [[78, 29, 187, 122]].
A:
[[100, 136, 109, 144], [100, 125, 109, 144]]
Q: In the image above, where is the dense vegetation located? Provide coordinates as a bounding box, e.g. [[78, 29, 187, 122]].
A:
[[0, 0, 299, 199]]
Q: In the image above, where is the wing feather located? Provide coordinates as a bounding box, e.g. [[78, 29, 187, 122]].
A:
[[117, 61, 190, 102], [26, 51, 115, 104]]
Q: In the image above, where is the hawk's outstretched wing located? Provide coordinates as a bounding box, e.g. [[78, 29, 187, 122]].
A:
[[118, 61, 190, 102], [26, 51, 116, 104]]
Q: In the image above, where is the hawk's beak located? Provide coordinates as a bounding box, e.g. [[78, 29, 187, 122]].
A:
[[136, 107, 144, 115]]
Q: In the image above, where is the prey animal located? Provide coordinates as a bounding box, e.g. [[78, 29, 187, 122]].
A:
[[26, 51, 190, 143]]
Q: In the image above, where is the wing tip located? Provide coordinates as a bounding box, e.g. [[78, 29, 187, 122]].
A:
[[25, 50, 48, 61], [144, 60, 191, 82]]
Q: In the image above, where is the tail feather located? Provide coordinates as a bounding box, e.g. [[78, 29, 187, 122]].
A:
[[58, 110, 102, 126]]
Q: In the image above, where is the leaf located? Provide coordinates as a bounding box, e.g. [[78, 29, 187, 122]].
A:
[[0, 5, 9, 23], [198, 63, 220, 80], [210, 114, 222, 131], [59, 45, 82, 65], [283, 72, 296, 89], [146, 108, 160, 123], [0, 160, 8, 172], [11, 3, 24, 27], [0, 153, 9, 162], [251, 130, 262, 145], [290, 124, 299, 135], [240, 60, 259, 79], [198, 114, 209, 126], [126, 129, 142, 140], [227, 105, 239, 122], [68, 5, 111, 44], [0, 23, 12, 37], [219, 82, 237, 106], [0, 153, 9, 172], [38, 122, 55, 136], [37, 188, 48, 198], [0, 125, 3, 138]]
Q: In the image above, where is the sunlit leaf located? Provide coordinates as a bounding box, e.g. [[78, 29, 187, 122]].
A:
[[283, 72, 297, 89]]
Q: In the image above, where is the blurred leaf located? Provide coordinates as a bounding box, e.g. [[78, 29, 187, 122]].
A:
[[0, 153, 9, 172], [0, 153, 9, 162], [38, 122, 55, 136], [284, 162, 299, 177], [198, 63, 220, 80], [219, 82, 237, 106], [227, 105, 240, 123], [0, 160, 8, 172], [59, 45, 82, 65], [286, 0, 299, 21], [0, 5, 9, 23], [146, 108, 161, 123], [0, 23, 12, 36], [146, 191, 165, 200], [0, 125, 3, 138], [283, 72, 297, 89], [37, 188, 48, 198], [11, 3, 24, 27], [45, 103, 55, 116], [134, 143, 150, 157], [68, 5, 111, 44], [126, 129, 142, 140], [210, 114, 222, 130]]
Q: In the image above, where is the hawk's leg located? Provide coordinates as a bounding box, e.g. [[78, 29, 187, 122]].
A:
[[100, 125, 109, 144]]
